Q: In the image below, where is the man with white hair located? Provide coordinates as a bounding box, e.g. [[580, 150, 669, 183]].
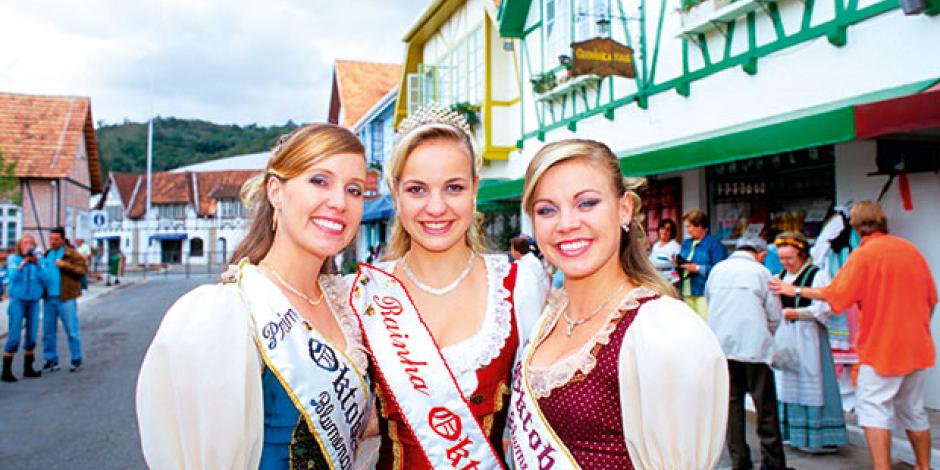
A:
[[707, 236, 789, 470]]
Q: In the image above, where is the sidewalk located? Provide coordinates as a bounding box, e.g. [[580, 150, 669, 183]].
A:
[[0, 277, 143, 340], [845, 409, 940, 468]]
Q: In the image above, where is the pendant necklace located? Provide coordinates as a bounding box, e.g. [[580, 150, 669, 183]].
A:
[[261, 262, 324, 307], [562, 280, 629, 337], [402, 250, 477, 296]]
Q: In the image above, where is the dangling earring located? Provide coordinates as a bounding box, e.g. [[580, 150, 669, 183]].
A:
[[272, 209, 279, 232]]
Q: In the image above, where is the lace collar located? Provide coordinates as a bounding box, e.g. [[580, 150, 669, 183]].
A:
[[376, 254, 514, 379], [526, 286, 658, 399]]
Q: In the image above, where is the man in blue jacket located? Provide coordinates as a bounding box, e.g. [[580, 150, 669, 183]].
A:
[[678, 209, 728, 320], [41, 227, 87, 372]]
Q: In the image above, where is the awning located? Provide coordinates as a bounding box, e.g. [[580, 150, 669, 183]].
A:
[[475, 78, 940, 202], [362, 194, 394, 222], [477, 178, 524, 204], [855, 83, 940, 140], [618, 78, 939, 176], [149, 233, 188, 244], [94, 235, 120, 241]]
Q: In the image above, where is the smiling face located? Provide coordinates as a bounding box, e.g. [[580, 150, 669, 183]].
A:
[[395, 138, 478, 254], [530, 159, 632, 281], [777, 245, 805, 273], [267, 152, 366, 261]]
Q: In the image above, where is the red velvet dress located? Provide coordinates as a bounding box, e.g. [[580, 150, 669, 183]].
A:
[[536, 295, 658, 470], [375, 259, 519, 470]]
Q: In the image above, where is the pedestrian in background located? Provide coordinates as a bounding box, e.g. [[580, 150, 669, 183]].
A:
[[106, 249, 124, 286], [41, 227, 87, 373], [509, 235, 551, 294], [679, 209, 727, 319], [2, 235, 45, 382], [648, 217, 681, 288], [707, 236, 789, 470], [771, 231, 847, 453], [771, 200, 936, 470]]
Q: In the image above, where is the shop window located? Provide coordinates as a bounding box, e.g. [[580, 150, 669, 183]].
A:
[[370, 120, 384, 165], [107, 205, 123, 222], [642, 178, 683, 243], [218, 199, 244, 219], [407, 26, 485, 115], [190, 238, 204, 257], [544, 0, 570, 65], [707, 146, 835, 247]]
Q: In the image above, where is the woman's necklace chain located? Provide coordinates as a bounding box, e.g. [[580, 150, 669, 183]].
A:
[[561, 280, 629, 337], [260, 261, 324, 307], [402, 251, 477, 296]]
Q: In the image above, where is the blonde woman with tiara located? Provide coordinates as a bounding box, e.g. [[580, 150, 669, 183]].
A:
[[136, 124, 379, 469], [349, 105, 548, 469], [507, 139, 729, 470]]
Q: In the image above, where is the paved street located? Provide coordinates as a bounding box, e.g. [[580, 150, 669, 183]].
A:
[[0, 277, 210, 470]]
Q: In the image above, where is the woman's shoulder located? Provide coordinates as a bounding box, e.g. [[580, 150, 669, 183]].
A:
[[631, 295, 723, 354]]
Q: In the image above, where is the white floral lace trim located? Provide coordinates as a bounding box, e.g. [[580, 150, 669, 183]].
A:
[[526, 286, 658, 399], [440, 254, 513, 378], [320, 274, 370, 372], [377, 254, 514, 379]]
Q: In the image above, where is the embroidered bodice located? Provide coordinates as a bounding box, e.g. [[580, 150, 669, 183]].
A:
[[526, 287, 660, 399]]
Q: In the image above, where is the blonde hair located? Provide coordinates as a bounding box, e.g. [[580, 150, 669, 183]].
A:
[[522, 139, 676, 298], [229, 123, 365, 271], [15, 234, 36, 257], [383, 123, 488, 260], [849, 200, 888, 236]]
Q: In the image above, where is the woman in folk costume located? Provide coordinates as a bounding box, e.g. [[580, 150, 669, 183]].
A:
[[508, 139, 728, 470], [772, 231, 848, 452], [136, 124, 379, 469], [348, 105, 547, 469]]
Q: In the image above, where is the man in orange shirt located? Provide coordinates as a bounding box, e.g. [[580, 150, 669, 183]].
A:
[[771, 201, 937, 470]]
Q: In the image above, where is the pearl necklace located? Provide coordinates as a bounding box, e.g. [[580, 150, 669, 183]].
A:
[[261, 262, 324, 306], [401, 251, 477, 296], [561, 280, 629, 337]]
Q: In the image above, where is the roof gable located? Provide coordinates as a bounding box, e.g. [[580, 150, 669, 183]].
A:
[[328, 60, 401, 129], [0, 93, 103, 193]]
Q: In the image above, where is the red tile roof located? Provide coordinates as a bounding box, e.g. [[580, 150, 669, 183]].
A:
[[115, 169, 257, 219], [328, 60, 401, 129], [0, 93, 103, 193]]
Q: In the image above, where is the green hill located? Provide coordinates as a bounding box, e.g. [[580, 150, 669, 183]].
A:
[[96, 117, 300, 173]]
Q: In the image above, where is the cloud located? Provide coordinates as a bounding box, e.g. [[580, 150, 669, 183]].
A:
[[0, 0, 429, 125]]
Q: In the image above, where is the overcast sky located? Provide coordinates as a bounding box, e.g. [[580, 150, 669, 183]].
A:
[[0, 0, 429, 126]]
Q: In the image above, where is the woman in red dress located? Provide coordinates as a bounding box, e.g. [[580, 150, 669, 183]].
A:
[[360, 105, 547, 469]]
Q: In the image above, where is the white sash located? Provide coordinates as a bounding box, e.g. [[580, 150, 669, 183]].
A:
[[508, 311, 580, 470], [237, 263, 371, 470], [349, 264, 504, 470]]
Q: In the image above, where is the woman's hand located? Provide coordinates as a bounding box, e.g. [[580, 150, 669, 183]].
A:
[[768, 278, 796, 296], [783, 308, 799, 321], [681, 263, 700, 274]]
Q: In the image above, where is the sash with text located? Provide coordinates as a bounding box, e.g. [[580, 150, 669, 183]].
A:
[[239, 264, 371, 470], [508, 311, 580, 470], [350, 264, 504, 470]]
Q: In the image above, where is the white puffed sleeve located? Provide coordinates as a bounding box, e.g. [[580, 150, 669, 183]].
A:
[[618, 296, 729, 470], [512, 257, 551, 343], [136, 283, 264, 470]]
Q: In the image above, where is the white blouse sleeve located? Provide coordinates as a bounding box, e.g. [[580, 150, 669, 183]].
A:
[[618, 296, 729, 470], [512, 258, 550, 343], [801, 269, 834, 324], [136, 283, 264, 470]]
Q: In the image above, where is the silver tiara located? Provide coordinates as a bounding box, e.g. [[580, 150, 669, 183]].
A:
[[397, 103, 474, 140]]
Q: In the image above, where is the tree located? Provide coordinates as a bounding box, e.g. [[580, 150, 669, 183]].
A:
[[0, 148, 19, 204]]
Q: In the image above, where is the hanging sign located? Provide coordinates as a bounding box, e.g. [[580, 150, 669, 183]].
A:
[[570, 38, 636, 79]]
